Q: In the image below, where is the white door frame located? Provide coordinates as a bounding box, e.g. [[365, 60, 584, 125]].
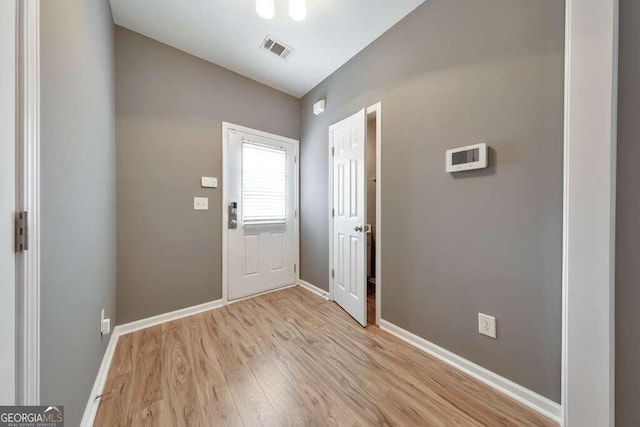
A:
[[221, 122, 300, 304], [15, 0, 40, 406], [328, 102, 382, 326], [0, 0, 17, 405], [562, 0, 617, 425]]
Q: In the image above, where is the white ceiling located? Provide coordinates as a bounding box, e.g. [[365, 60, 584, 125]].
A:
[[109, 0, 426, 97]]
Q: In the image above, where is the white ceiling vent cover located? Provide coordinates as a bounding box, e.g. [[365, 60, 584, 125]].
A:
[[261, 35, 293, 60]]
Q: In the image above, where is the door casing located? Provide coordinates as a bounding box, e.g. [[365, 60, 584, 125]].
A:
[[0, 0, 17, 404]]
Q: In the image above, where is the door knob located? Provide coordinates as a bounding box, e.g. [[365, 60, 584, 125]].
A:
[[354, 225, 363, 232]]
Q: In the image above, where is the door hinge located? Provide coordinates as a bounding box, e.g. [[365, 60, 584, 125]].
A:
[[331, 269, 335, 279], [294, 209, 297, 219], [294, 264, 297, 273], [15, 211, 28, 253], [331, 147, 335, 156], [294, 155, 297, 164], [332, 208, 335, 217]]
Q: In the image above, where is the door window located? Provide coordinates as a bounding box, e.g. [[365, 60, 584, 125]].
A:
[[242, 141, 287, 224]]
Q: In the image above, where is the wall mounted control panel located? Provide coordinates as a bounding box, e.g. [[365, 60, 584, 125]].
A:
[[201, 176, 218, 188], [446, 143, 488, 173]]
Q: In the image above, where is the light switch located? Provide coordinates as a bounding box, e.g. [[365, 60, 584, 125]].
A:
[[201, 177, 218, 188], [194, 197, 209, 210]]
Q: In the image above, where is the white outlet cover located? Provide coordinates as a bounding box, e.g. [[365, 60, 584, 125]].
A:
[[100, 308, 111, 335], [194, 197, 209, 210], [201, 176, 217, 188], [478, 313, 497, 339], [101, 318, 111, 335]]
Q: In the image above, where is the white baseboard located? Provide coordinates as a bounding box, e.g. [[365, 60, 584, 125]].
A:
[[116, 299, 224, 336], [379, 319, 563, 425], [298, 280, 330, 299], [79, 331, 120, 426]]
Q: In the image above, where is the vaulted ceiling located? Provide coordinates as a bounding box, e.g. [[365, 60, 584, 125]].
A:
[[109, 0, 426, 97]]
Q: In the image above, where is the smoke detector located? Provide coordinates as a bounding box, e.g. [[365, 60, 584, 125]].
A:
[[261, 35, 293, 60]]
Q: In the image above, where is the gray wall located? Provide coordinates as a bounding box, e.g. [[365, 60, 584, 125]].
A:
[[115, 27, 301, 324], [300, 0, 564, 401], [616, 0, 640, 424], [40, 0, 116, 424]]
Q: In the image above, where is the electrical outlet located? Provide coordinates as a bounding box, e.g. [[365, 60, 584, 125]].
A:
[[478, 313, 497, 339], [100, 308, 111, 335]]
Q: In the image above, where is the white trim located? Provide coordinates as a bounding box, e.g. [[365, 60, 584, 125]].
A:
[[298, 280, 330, 299], [379, 319, 562, 424], [221, 122, 300, 304], [15, 0, 40, 406], [79, 331, 119, 427], [366, 102, 382, 326], [562, 0, 618, 425], [116, 299, 224, 336], [327, 124, 334, 302], [1, 0, 17, 404]]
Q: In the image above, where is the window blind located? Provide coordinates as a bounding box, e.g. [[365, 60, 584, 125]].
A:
[[242, 141, 287, 224]]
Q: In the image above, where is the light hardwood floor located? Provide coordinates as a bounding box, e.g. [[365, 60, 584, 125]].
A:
[[94, 286, 557, 426]]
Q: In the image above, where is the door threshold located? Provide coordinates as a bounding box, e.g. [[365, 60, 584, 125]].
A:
[[227, 283, 297, 305]]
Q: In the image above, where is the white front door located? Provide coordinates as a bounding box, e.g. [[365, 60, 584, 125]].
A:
[[331, 109, 367, 326], [226, 126, 298, 301], [0, 0, 16, 404]]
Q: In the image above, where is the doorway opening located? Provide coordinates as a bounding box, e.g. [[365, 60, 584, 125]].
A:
[[366, 110, 377, 326]]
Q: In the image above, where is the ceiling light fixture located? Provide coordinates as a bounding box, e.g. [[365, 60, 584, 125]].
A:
[[256, 0, 307, 21], [289, 0, 307, 21], [256, 0, 275, 20]]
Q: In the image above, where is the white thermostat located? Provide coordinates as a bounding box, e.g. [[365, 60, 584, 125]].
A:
[[201, 176, 218, 188], [446, 143, 488, 172]]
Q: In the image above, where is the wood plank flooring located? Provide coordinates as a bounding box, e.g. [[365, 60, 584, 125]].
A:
[[94, 286, 557, 426], [367, 281, 376, 325]]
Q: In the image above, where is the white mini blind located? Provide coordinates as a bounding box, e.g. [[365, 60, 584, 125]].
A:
[[242, 141, 287, 224]]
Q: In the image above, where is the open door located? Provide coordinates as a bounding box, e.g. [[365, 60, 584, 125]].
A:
[[330, 109, 367, 326]]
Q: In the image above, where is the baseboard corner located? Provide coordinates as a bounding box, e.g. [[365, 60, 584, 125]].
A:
[[298, 280, 330, 299], [79, 329, 120, 427]]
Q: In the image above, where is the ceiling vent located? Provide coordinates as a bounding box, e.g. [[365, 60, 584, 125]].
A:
[[261, 35, 293, 60]]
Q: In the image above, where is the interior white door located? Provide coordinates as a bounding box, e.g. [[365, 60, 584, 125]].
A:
[[0, 0, 16, 404], [331, 109, 367, 326], [227, 128, 297, 301]]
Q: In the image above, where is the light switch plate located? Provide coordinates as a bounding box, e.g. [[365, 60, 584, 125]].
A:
[[201, 177, 218, 188], [194, 197, 209, 210]]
